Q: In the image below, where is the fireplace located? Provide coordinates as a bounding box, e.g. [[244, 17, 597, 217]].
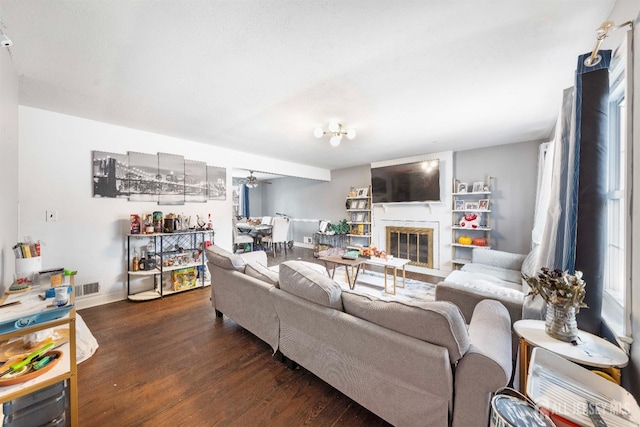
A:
[[386, 227, 434, 268]]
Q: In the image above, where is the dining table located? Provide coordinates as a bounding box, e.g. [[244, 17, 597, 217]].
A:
[[236, 222, 273, 248]]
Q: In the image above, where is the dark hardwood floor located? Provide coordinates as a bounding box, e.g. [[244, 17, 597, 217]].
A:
[[78, 247, 444, 426]]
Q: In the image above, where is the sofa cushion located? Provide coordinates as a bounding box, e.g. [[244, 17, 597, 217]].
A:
[[446, 270, 523, 292], [206, 245, 247, 273], [341, 291, 470, 363], [279, 261, 343, 310], [269, 261, 329, 277], [471, 248, 526, 271], [460, 263, 521, 285], [245, 261, 279, 286]]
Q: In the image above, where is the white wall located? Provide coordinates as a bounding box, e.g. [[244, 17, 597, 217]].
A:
[[0, 47, 19, 291], [18, 107, 330, 308]]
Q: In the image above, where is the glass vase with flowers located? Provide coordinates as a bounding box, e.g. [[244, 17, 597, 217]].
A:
[[522, 268, 587, 342]]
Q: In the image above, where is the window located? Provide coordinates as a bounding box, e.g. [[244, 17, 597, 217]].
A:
[[602, 34, 632, 341]]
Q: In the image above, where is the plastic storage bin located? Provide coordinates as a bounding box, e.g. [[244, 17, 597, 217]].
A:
[[2, 383, 67, 427]]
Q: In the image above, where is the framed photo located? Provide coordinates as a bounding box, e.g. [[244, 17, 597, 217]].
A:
[[457, 182, 468, 193], [351, 212, 357, 222], [465, 201, 479, 210], [318, 220, 329, 233], [479, 199, 490, 210], [356, 187, 369, 197], [472, 181, 484, 193], [355, 213, 365, 222], [454, 199, 465, 210]]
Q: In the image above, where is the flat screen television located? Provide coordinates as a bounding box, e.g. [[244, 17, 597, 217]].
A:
[[371, 160, 440, 203]]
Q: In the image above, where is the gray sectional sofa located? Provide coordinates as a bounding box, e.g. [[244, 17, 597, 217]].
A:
[[206, 245, 513, 427], [435, 247, 544, 327]]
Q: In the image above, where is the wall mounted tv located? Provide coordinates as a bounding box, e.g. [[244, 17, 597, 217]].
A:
[[371, 159, 440, 204]]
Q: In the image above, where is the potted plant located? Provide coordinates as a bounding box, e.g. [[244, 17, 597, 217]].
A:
[[329, 219, 350, 235], [522, 268, 587, 342]]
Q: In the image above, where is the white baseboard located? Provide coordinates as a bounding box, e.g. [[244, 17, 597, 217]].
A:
[[294, 241, 315, 249]]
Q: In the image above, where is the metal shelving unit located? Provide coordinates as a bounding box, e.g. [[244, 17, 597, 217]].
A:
[[126, 230, 214, 301]]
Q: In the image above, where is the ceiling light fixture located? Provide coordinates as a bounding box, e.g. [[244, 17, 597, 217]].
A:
[[314, 122, 356, 147]]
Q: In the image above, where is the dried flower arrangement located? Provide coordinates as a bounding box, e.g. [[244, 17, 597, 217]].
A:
[[522, 268, 588, 312]]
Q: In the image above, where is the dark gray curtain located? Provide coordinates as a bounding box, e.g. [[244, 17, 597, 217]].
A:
[[571, 50, 611, 334]]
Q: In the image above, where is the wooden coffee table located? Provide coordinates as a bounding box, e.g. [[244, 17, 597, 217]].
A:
[[318, 255, 367, 289]]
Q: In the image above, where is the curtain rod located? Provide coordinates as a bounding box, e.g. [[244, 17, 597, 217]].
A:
[[585, 20, 633, 67]]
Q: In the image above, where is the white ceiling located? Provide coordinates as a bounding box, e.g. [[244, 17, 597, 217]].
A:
[[0, 0, 616, 170]]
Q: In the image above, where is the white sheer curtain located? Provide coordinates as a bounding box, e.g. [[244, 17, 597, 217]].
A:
[[536, 87, 577, 269]]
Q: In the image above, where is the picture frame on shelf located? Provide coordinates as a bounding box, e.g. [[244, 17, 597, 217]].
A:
[[355, 213, 365, 222], [465, 201, 480, 210], [356, 187, 369, 197], [454, 199, 465, 210], [351, 212, 357, 222], [318, 220, 329, 233], [479, 199, 490, 210], [457, 182, 468, 193], [472, 181, 484, 193], [358, 200, 367, 209]]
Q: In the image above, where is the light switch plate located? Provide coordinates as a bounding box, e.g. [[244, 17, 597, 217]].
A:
[[46, 210, 58, 222]]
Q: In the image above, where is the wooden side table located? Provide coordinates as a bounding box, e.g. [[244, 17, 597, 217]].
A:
[[318, 255, 367, 289], [513, 319, 629, 394]]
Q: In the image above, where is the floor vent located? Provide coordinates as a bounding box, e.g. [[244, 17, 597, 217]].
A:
[[76, 282, 100, 297]]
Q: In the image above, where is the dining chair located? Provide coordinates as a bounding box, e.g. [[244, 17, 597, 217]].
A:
[[232, 217, 254, 253], [262, 217, 290, 256]]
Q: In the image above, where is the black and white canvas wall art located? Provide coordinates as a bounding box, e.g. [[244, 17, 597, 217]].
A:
[[92, 151, 129, 198], [158, 153, 185, 205], [207, 166, 227, 200], [128, 151, 160, 202], [185, 160, 207, 203], [92, 150, 227, 204]]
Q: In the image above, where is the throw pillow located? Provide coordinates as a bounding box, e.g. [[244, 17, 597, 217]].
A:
[[206, 245, 247, 273], [245, 261, 279, 286], [279, 261, 343, 310]]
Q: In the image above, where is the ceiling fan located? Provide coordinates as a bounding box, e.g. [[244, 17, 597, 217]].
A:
[[242, 170, 272, 188]]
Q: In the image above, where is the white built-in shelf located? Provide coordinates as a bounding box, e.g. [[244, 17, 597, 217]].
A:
[[346, 234, 371, 238], [452, 226, 491, 231], [452, 243, 492, 249], [347, 221, 372, 225], [452, 192, 491, 196], [452, 209, 491, 213]]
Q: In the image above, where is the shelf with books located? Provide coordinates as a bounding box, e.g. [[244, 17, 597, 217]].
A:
[[451, 177, 493, 269]]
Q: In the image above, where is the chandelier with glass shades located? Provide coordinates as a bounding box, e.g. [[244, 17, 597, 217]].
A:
[[314, 122, 357, 147]]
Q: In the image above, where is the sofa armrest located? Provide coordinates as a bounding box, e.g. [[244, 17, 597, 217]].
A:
[[471, 248, 526, 271], [435, 281, 523, 324], [239, 250, 268, 267], [451, 300, 513, 427]]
